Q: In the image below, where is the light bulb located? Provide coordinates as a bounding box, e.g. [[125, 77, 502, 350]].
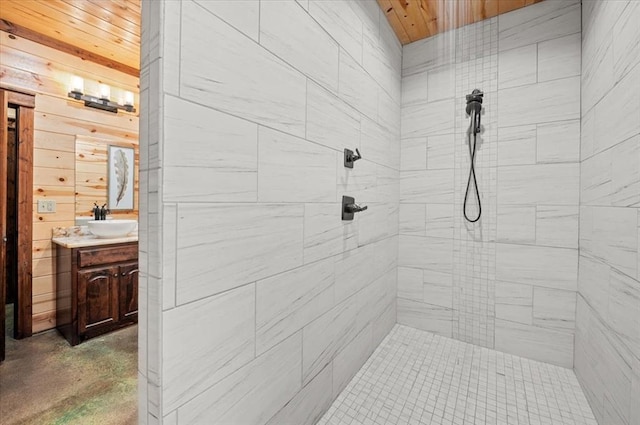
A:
[[124, 91, 134, 106], [99, 84, 111, 100], [70, 76, 84, 94]]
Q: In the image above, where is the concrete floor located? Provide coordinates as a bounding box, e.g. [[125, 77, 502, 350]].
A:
[[0, 313, 137, 425]]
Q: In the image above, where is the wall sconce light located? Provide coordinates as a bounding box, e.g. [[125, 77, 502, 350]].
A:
[[68, 76, 136, 114]]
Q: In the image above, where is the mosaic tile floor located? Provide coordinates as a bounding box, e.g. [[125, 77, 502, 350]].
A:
[[319, 325, 597, 425]]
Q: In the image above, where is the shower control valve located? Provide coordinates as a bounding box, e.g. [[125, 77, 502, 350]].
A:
[[344, 148, 362, 168], [342, 195, 368, 221]]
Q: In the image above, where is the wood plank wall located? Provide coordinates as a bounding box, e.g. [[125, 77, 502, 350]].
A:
[[0, 30, 139, 333]]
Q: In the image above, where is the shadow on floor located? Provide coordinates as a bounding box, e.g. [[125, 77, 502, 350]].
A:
[[0, 324, 137, 425]]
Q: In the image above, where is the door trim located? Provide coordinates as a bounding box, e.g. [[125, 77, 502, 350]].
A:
[[1, 88, 35, 354]]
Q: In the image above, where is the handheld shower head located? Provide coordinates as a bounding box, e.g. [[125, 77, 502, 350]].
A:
[[465, 89, 484, 116]]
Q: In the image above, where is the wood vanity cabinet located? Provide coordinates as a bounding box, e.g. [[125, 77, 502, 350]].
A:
[[56, 242, 138, 346]]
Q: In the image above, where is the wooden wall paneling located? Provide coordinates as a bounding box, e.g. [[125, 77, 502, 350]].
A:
[[0, 33, 139, 90], [34, 131, 76, 153], [0, 90, 7, 360], [0, 0, 139, 71]]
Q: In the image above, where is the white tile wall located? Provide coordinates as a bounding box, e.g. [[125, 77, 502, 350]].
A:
[[140, 0, 401, 422], [577, 2, 640, 424], [399, 0, 582, 366]]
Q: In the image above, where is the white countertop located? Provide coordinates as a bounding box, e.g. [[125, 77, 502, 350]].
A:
[[52, 234, 138, 249]]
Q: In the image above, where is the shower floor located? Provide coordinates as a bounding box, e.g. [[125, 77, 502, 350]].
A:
[[318, 325, 597, 425]]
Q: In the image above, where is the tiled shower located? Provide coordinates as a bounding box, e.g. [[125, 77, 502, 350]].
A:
[[137, 0, 639, 424]]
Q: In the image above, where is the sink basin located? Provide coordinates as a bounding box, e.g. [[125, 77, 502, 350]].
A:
[[88, 220, 137, 238]]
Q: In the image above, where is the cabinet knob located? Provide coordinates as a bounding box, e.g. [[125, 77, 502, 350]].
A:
[[113, 273, 119, 277]]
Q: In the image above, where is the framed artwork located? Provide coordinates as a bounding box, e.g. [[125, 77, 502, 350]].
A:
[[108, 145, 135, 210]]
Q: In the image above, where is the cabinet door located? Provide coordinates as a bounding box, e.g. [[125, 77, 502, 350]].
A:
[[119, 262, 138, 321], [77, 265, 119, 334]]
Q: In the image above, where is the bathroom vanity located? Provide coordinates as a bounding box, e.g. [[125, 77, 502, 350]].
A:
[[53, 235, 138, 346]]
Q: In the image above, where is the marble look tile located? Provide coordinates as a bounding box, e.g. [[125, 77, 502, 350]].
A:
[[336, 156, 378, 204], [397, 298, 452, 338], [611, 135, 640, 207], [400, 138, 427, 171], [163, 284, 255, 411], [306, 81, 360, 152], [163, 167, 257, 202], [536, 205, 579, 249], [332, 325, 374, 397], [498, 77, 580, 127], [427, 65, 455, 102], [496, 243, 578, 291], [426, 134, 455, 170], [260, 0, 339, 92], [265, 364, 333, 425], [578, 253, 611, 319], [302, 292, 368, 385], [580, 149, 612, 206], [498, 0, 580, 52], [497, 44, 537, 89], [309, 0, 362, 65], [402, 33, 454, 76], [162, 1, 181, 96], [425, 203, 453, 238], [256, 258, 335, 355], [401, 72, 428, 107], [495, 281, 533, 325], [536, 119, 580, 164], [587, 206, 638, 278], [398, 266, 423, 301], [177, 332, 302, 424], [338, 49, 378, 120], [399, 235, 453, 274], [373, 300, 397, 348], [180, 2, 306, 138], [194, 0, 259, 41], [497, 164, 579, 206], [638, 210, 640, 281], [334, 244, 377, 305], [497, 205, 536, 244], [533, 287, 576, 330], [361, 116, 397, 170], [594, 65, 640, 155], [537, 33, 581, 82], [358, 202, 399, 246], [608, 268, 640, 356], [258, 127, 336, 202], [399, 203, 426, 236], [376, 90, 400, 138], [176, 203, 303, 303], [162, 204, 177, 310], [582, 35, 614, 115], [303, 203, 357, 263], [497, 125, 537, 166], [495, 319, 574, 367], [613, 0, 640, 83], [363, 25, 395, 98], [401, 99, 455, 139], [422, 269, 452, 309], [400, 169, 454, 203]]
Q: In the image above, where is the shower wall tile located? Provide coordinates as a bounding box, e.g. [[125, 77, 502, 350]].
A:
[[536, 120, 580, 164], [497, 44, 537, 89], [497, 0, 581, 52], [496, 243, 578, 291], [180, 2, 307, 138], [537, 33, 581, 83], [258, 127, 337, 202], [577, 3, 640, 424], [162, 284, 256, 412], [399, 0, 580, 366], [398, 267, 423, 300], [260, 0, 339, 93], [495, 319, 573, 367], [497, 125, 537, 166], [498, 77, 580, 127], [532, 287, 576, 331], [147, 0, 402, 420], [427, 65, 455, 102], [306, 81, 360, 152], [256, 258, 335, 355]]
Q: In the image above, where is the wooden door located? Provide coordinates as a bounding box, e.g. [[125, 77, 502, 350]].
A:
[[0, 90, 7, 362], [118, 262, 138, 321], [77, 265, 119, 335]]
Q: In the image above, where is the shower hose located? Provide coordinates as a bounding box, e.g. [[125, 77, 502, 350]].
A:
[[464, 110, 482, 223]]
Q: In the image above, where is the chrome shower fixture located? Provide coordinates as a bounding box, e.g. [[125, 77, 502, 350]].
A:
[[466, 89, 483, 134]]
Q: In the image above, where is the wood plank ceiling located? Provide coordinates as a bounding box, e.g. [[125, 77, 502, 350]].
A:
[[378, 0, 545, 44], [0, 0, 140, 76]]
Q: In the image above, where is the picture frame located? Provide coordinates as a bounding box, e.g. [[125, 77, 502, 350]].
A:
[[107, 145, 135, 210]]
